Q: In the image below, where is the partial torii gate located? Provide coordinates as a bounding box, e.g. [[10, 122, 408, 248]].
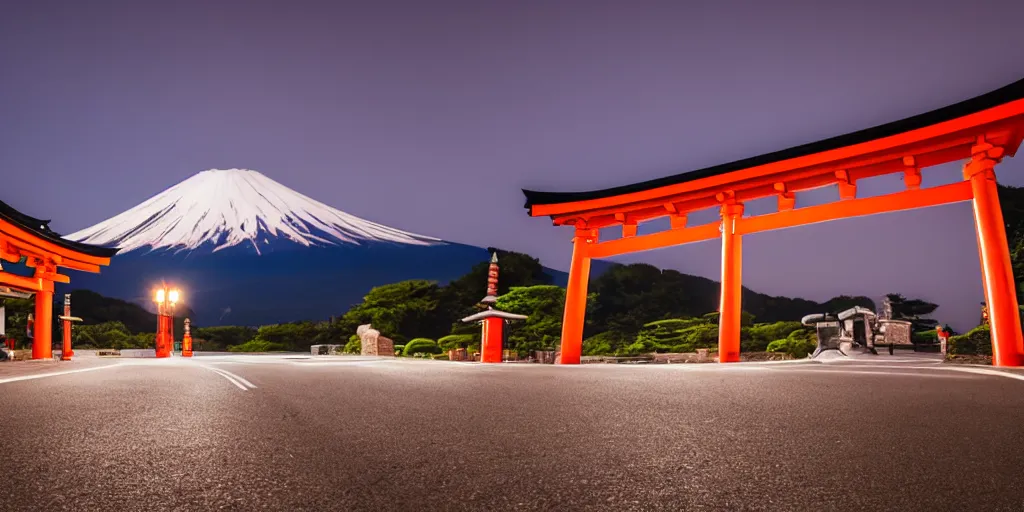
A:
[[524, 78, 1024, 367], [0, 200, 118, 359]]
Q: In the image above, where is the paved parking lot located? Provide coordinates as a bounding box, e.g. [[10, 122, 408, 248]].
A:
[[2, 355, 1023, 511]]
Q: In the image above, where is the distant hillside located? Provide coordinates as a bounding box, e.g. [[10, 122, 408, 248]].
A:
[[0, 290, 194, 341], [68, 290, 195, 334], [583, 262, 874, 336]]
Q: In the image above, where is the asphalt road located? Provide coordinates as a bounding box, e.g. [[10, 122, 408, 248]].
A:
[[1, 355, 1023, 511]]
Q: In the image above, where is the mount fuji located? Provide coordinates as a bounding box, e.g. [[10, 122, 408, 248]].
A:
[[63, 169, 496, 326]]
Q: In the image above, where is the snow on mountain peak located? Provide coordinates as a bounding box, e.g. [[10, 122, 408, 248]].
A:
[[66, 168, 441, 253]]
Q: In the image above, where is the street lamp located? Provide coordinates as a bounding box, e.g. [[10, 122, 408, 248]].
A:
[[153, 285, 181, 358]]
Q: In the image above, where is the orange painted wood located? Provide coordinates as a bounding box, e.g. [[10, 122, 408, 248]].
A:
[[718, 203, 743, 363], [550, 132, 999, 227], [0, 218, 112, 267], [32, 289, 53, 360], [559, 231, 595, 365], [966, 151, 1024, 366], [737, 181, 973, 236], [0, 272, 45, 292], [589, 222, 720, 259], [531, 100, 1024, 217]]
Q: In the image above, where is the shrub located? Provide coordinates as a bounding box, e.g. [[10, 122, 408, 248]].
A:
[[767, 329, 816, 358], [948, 325, 991, 356], [438, 334, 475, 352], [403, 338, 440, 356], [635, 318, 717, 353], [643, 318, 707, 333], [913, 330, 938, 345], [193, 326, 257, 351], [583, 331, 631, 355], [617, 341, 651, 356], [699, 311, 754, 326], [432, 353, 450, 360], [745, 321, 803, 352], [343, 335, 362, 354], [228, 340, 289, 352]]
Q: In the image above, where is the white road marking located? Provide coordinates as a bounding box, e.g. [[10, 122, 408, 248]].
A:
[[200, 365, 255, 390], [212, 367, 257, 388], [934, 366, 1024, 382], [771, 367, 979, 379], [0, 363, 121, 385]]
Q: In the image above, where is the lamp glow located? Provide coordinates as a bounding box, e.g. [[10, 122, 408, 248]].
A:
[[168, 289, 180, 304], [155, 289, 166, 304]]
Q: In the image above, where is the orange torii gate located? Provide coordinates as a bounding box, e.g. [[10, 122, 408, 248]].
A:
[[0, 200, 118, 359], [524, 78, 1024, 367]]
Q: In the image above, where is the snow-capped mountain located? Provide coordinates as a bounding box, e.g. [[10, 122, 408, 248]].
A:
[[62, 169, 493, 326], [68, 168, 439, 254]]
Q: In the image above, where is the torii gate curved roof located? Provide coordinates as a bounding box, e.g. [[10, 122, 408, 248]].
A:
[[0, 199, 118, 292], [523, 78, 1024, 225]]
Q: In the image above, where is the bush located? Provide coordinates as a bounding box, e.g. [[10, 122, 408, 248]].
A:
[[634, 318, 718, 354], [767, 329, 816, 358], [431, 353, 450, 360], [913, 330, 938, 345], [403, 338, 440, 356], [699, 311, 755, 326], [438, 334, 475, 352], [228, 340, 289, 352], [193, 326, 257, 351], [617, 341, 652, 356], [948, 325, 991, 356], [343, 334, 362, 354], [744, 321, 803, 352], [583, 331, 631, 355]]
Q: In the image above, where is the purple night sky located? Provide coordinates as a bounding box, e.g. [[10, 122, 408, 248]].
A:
[[2, 1, 1023, 331]]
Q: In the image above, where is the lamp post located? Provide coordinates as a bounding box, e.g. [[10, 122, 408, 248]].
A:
[[153, 285, 180, 358]]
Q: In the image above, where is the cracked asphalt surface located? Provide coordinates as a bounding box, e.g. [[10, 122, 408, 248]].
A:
[[1, 356, 1023, 511]]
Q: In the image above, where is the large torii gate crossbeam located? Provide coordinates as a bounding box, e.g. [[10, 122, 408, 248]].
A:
[[523, 78, 1024, 367], [0, 200, 117, 359]]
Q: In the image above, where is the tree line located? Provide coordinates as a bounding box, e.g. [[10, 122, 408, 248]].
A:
[[13, 180, 1024, 358]]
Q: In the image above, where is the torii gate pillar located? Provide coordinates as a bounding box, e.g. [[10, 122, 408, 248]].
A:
[[32, 289, 53, 360], [966, 140, 1023, 366], [558, 228, 597, 364], [718, 201, 744, 363]]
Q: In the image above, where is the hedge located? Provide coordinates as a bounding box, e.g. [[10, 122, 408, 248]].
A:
[[344, 334, 362, 354], [403, 338, 440, 356], [766, 329, 816, 358], [948, 325, 991, 356], [438, 334, 475, 352]]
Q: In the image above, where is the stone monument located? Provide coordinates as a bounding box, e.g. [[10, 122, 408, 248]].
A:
[[358, 323, 394, 357]]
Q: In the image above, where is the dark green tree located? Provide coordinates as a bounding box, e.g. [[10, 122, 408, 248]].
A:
[[885, 293, 939, 332], [339, 280, 449, 341], [494, 285, 567, 353]]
